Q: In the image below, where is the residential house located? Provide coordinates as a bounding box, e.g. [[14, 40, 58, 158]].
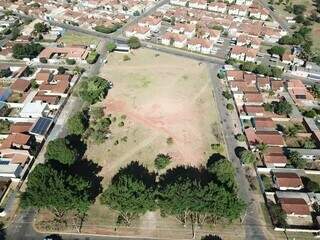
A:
[[208, 2, 227, 13], [187, 37, 213, 54], [38, 46, 89, 62], [138, 16, 161, 33], [243, 104, 265, 117], [263, 147, 288, 168], [125, 25, 151, 40], [189, 0, 208, 10], [170, 0, 188, 6], [10, 79, 31, 93], [278, 198, 310, 217], [161, 32, 187, 48], [272, 172, 304, 191], [287, 79, 314, 106], [257, 77, 270, 91]]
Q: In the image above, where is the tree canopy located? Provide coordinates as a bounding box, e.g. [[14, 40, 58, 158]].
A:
[[34, 22, 48, 33], [12, 43, 44, 59], [67, 112, 88, 135], [45, 138, 76, 165], [100, 162, 156, 225], [240, 150, 256, 165], [274, 100, 292, 115], [79, 76, 110, 104], [127, 37, 141, 49], [21, 164, 91, 219], [154, 154, 171, 170], [288, 151, 306, 169], [268, 46, 286, 56]]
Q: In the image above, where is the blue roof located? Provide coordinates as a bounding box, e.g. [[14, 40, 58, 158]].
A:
[[30, 117, 53, 136], [0, 88, 12, 102]]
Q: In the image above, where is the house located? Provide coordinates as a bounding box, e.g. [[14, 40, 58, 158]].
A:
[[171, 23, 196, 39], [138, 16, 161, 33], [287, 79, 314, 106], [10, 122, 33, 134], [236, 34, 261, 49], [10, 79, 31, 93], [278, 198, 310, 217], [208, 2, 227, 13], [243, 105, 265, 117], [257, 77, 270, 91], [35, 69, 53, 84], [170, 0, 188, 6], [244, 128, 285, 147], [227, 70, 244, 81], [249, 7, 269, 20], [125, 25, 151, 40], [161, 32, 187, 48], [230, 46, 246, 61], [0, 133, 32, 150], [189, 0, 208, 10], [243, 92, 263, 105], [282, 51, 294, 65], [19, 102, 49, 118], [254, 117, 275, 130], [187, 38, 213, 54], [272, 172, 303, 191], [38, 46, 89, 61], [271, 80, 284, 92], [228, 5, 248, 16], [263, 147, 288, 167]]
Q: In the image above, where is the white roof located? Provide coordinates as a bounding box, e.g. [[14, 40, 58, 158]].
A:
[[0, 163, 20, 174], [20, 102, 48, 117]]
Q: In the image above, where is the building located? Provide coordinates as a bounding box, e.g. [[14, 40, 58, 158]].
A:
[[278, 198, 310, 217], [19, 102, 49, 118], [272, 172, 303, 191]]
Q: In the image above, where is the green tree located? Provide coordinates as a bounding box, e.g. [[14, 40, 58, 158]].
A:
[[127, 36, 141, 49], [106, 42, 116, 52], [66, 58, 76, 65], [79, 76, 110, 104], [34, 22, 48, 33], [226, 103, 234, 111], [254, 64, 272, 76], [100, 162, 156, 225], [0, 119, 11, 133], [45, 138, 76, 165], [293, 4, 306, 15], [67, 112, 87, 135], [311, 84, 320, 98], [222, 90, 232, 100], [257, 143, 268, 155], [0, 68, 12, 78], [240, 62, 256, 72], [269, 203, 287, 227], [154, 153, 172, 170], [240, 150, 256, 165], [268, 46, 286, 56], [288, 151, 306, 169], [21, 164, 91, 220], [303, 139, 316, 149], [12, 43, 44, 59], [89, 106, 104, 120], [57, 66, 66, 74], [284, 125, 298, 137], [10, 27, 20, 40], [274, 100, 292, 115], [271, 67, 283, 78], [208, 158, 236, 191], [303, 109, 316, 118], [235, 133, 246, 142]]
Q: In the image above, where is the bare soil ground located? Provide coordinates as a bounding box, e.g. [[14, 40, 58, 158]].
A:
[[86, 48, 223, 183]]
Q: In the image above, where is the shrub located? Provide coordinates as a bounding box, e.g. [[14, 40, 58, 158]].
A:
[[66, 58, 76, 65], [226, 103, 234, 111], [127, 36, 141, 49], [154, 154, 171, 170], [123, 55, 130, 61], [86, 51, 99, 64], [106, 42, 116, 52]]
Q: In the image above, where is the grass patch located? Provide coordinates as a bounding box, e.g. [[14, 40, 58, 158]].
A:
[[59, 31, 100, 46], [86, 51, 99, 64]]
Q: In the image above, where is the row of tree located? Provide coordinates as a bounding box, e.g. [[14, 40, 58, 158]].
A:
[[101, 156, 245, 238]]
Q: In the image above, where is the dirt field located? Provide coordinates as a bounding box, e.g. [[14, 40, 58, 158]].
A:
[[86, 48, 223, 183]]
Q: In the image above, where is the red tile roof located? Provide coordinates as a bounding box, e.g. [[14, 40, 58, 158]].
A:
[[274, 172, 303, 188], [279, 198, 309, 215]]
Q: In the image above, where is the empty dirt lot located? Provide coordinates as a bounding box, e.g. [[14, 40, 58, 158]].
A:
[[86, 48, 224, 182]]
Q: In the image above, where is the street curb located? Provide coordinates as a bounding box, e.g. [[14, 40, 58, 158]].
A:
[[33, 222, 191, 240]]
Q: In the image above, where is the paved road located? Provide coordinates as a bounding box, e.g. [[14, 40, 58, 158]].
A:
[[208, 64, 267, 240]]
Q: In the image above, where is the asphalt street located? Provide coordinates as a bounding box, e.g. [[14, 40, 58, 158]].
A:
[[208, 64, 267, 240]]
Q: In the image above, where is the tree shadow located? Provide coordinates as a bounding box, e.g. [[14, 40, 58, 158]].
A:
[[65, 134, 87, 159], [0, 222, 5, 240], [201, 234, 222, 240], [206, 153, 226, 168], [159, 165, 211, 186], [235, 146, 246, 158], [112, 161, 156, 188], [70, 158, 103, 202]]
